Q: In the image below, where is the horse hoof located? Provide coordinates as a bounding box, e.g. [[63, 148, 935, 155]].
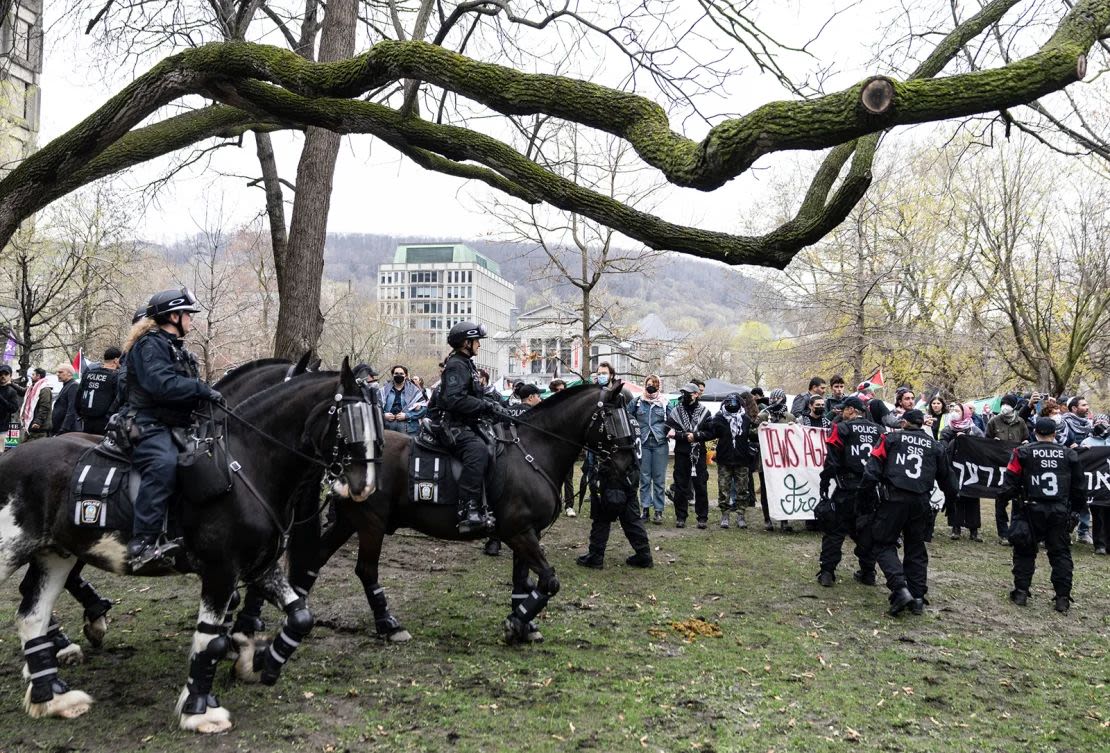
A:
[[179, 706, 232, 734], [502, 618, 525, 646], [230, 634, 263, 683], [56, 642, 85, 666], [24, 686, 93, 719], [83, 616, 108, 649], [525, 624, 544, 643], [387, 629, 412, 643]]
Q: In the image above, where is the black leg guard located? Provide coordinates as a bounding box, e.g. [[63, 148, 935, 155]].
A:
[[181, 628, 230, 717], [24, 635, 70, 704], [65, 575, 113, 623], [46, 618, 75, 656], [290, 569, 319, 600], [504, 589, 551, 644], [232, 589, 267, 636], [254, 599, 313, 686], [367, 584, 403, 636]]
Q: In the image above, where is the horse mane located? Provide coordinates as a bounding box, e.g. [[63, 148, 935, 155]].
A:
[[234, 369, 339, 417], [523, 382, 604, 427], [220, 358, 291, 379]]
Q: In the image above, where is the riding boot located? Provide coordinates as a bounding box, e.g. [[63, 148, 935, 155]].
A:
[[457, 499, 484, 534]]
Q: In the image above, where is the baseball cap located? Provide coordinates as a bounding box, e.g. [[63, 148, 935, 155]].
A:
[[902, 409, 925, 426], [841, 395, 865, 412], [516, 383, 542, 399], [679, 382, 699, 394]]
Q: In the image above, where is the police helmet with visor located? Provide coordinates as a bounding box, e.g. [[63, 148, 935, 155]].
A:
[[146, 288, 202, 320], [447, 321, 488, 349]]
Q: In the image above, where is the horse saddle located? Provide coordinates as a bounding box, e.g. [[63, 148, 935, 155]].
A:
[[70, 415, 233, 531], [407, 434, 502, 508]]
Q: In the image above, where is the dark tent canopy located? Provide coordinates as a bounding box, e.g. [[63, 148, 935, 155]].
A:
[[700, 378, 752, 402]]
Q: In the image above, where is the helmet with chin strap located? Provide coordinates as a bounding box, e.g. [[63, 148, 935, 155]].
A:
[[146, 288, 201, 321], [447, 321, 488, 349]]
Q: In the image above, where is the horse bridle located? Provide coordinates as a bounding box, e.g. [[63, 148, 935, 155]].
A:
[[505, 394, 638, 462]]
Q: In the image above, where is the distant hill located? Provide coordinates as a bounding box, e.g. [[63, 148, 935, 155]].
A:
[[322, 233, 767, 328]]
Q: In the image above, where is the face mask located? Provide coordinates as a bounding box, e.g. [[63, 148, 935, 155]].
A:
[[1093, 424, 1108, 438], [812, 407, 825, 417], [725, 402, 739, 413], [597, 375, 610, 386], [393, 374, 406, 384], [645, 385, 658, 394], [948, 410, 962, 422], [682, 394, 695, 405], [1000, 404, 1014, 416]]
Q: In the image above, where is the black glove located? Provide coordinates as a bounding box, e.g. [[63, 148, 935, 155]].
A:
[[819, 479, 830, 503], [207, 388, 225, 405]]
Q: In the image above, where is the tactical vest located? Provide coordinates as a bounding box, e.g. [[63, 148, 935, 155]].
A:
[[837, 419, 883, 477], [1017, 442, 1073, 502], [882, 429, 940, 494], [78, 367, 117, 418], [127, 332, 202, 427]]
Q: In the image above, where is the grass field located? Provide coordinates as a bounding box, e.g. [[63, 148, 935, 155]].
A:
[[0, 469, 1106, 753]]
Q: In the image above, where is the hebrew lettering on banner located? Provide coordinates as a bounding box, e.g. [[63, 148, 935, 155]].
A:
[[1079, 446, 1110, 507], [949, 435, 1019, 499], [758, 424, 829, 521]]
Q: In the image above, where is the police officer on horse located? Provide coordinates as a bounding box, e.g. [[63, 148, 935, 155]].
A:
[[125, 288, 222, 571], [441, 321, 509, 534]]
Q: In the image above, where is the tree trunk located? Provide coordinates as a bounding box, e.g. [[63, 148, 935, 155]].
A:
[[581, 286, 591, 378], [271, 0, 357, 359]]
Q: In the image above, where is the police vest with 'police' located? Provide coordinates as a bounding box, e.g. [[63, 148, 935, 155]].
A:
[[882, 431, 939, 494], [1022, 445, 1071, 501], [840, 420, 882, 476]]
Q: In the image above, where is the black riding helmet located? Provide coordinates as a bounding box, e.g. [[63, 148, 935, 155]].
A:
[[447, 321, 488, 349], [132, 304, 148, 324], [146, 287, 201, 321]]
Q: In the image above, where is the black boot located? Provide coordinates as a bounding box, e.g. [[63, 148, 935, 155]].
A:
[[483, 538, 501, 556], [1009, 588, 1029, 606], [457, 499, 484, 534], [127, 533, 180, 574], [852, 570, 877, 586], [575, 553, 604, 569], [910, 598, 925, 616], [1054, 594, 1071, 614], [817, 570, 835, 587], [626, 551, 653, 568], [888, 587, 914, 616]]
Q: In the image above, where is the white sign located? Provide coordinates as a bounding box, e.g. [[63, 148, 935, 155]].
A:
[[758, 424, 829, 521]]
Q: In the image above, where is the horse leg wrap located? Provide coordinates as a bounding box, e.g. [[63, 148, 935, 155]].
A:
[[509, 589, 551, 626], [181, 630, 230, 717], [46, 618, 74, 655], [24, 635, 70, 704], [232, 590, 266, 636], [368, 584, 402, 636], [66, 577, 112, 622], [290, 569, 319, 599], [255, 599, 313, 686]]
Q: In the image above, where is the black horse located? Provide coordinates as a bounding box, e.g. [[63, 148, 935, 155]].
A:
[[0, 360, 377, 733], [27, 353, 319, 656], [276, 379, 636, 645]]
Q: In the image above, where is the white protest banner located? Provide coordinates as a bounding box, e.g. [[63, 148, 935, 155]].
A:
[[758, 423, 828, 521]]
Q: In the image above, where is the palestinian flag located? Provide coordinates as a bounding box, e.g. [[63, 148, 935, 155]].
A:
[[72, 349, 83, 383], [857, 367, 885, 392]]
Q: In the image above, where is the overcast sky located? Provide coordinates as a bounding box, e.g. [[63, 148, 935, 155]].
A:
[[37, 2, 906, 249]]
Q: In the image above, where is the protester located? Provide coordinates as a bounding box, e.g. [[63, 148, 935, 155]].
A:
[[826, 375, 847, 419], [739, 391, 764, 518], [925, 395, 947, 439], [1081, 414, 1110, 555], [697, 392, 751, 529], [0, 364, 23, 450], [941, 403, 986, 541], [791, 376, 826, 416], [797, 395, 831, 430], [50, 364, 80, 435], [882, 387, 916, 428], [987, 393, 1028, 544], [667, 382, 711, 528], [20, 367, 52, 441], [627, 374, 668, 524], [1062, 396, 1095, 544], [382, 364, 427, 435], [410, 374, 428, 401]]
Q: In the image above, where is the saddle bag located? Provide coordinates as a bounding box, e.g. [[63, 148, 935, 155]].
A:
[[409, 447, 459, 505], [71, 446, 133, 530], [176, 416, 233, 505]]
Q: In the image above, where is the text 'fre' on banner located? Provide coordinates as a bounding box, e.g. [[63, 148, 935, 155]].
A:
[[948, 434, 1018, 499], [758, 424, 828, 520]]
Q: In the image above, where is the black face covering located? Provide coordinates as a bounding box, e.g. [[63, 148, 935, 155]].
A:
[[682, 394, 696, 406], [725, 402, 739, 413], [812, 407, 825, 417], [1093, 424, 1108, 438], [646, 385, 658, 395], [393, 374, 406, 384]]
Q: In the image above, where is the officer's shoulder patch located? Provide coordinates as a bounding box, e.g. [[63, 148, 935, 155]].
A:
[[446, 373, 461, 386]]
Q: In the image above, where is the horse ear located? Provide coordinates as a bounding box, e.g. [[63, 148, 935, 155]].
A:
[[340, 357, 357, 392], [308, 358, 322, 372], [293, 350, 313, 376]]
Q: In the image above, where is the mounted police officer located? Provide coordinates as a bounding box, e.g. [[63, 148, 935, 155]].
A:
[[441, 321, 508, 534], [998, 417, 1086, 613], [861, 409, 951, 616], [125, 288, 222, 572], [816, 395, 881, 588]]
